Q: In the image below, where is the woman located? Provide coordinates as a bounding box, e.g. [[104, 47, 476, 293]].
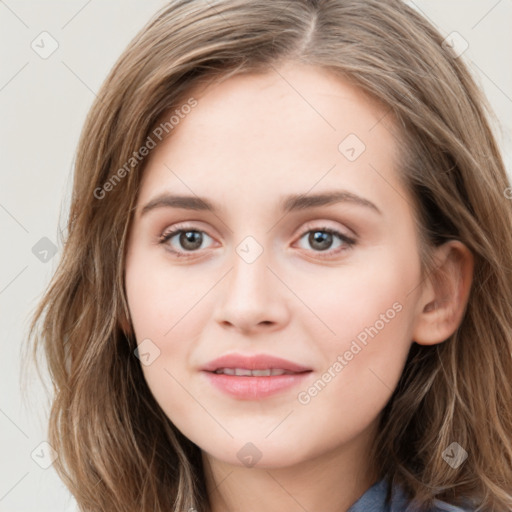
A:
[[28, 1, 512, 510]]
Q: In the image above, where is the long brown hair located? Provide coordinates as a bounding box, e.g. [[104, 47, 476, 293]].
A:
[[25, 0, 512, 510]]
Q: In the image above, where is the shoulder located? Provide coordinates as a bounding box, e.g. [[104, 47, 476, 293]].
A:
[[347, 478, 476, 512]]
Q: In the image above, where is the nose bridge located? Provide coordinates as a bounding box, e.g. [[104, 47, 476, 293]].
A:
[[228, 236, 272, 301], [213, 234, 288, 331]]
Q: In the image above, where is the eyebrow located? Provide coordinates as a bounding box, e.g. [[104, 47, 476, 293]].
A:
[[140, 190, 381, 217]]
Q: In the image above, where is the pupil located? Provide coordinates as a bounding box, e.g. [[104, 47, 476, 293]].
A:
[[309, 231, 332, 251], [180, 231, 202, 250]]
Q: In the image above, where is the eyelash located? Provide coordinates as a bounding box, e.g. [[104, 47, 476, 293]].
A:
[[158, 223, 357, 259]]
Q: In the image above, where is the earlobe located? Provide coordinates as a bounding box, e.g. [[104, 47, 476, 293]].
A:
[[412, 240, 474, 346]]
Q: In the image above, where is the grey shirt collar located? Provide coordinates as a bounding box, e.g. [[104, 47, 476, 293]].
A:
[[347, 479, 474, 512]]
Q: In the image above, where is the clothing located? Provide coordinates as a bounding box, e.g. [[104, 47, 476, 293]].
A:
[[347, 479, 474, 512]]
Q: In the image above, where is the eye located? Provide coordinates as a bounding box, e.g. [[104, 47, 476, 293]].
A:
[[295, 225, 356, 258], [158, 224, 215, 257], [158, 223, 356, 259]]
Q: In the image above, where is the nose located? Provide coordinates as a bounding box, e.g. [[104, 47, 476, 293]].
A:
[[213, 245, 290, 335]]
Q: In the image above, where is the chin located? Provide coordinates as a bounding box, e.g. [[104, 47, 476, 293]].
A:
[[198, 436, 310, 470]]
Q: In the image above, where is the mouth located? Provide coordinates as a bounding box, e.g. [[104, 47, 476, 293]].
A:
[[201, 353, 312, 399], [212, 368, 299, 376]]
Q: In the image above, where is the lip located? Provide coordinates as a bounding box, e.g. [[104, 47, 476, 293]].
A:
[[201, 353, 312, 400], [202, 353, 312, 373]]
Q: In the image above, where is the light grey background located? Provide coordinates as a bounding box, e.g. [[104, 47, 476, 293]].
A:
[[1, 1, 511, 511]]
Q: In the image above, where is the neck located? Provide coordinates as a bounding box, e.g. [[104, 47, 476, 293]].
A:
[[201, 420, 380, 512]]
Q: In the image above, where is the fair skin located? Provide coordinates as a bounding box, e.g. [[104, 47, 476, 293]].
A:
[[124, 62, 473, 512]]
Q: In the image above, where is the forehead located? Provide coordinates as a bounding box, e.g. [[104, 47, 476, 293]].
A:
[[137, 63, 403, 214]]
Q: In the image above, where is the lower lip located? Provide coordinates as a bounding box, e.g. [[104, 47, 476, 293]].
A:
[[202, 371, 311, 399]]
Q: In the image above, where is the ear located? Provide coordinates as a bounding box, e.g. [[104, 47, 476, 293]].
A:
[[412, 240, 474, 346]]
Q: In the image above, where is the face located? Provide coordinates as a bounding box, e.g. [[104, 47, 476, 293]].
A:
[[124, 62, 426, 470]]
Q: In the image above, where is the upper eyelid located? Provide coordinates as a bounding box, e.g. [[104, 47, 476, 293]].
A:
[[298, 220, 357, 238], [161, 221, 354, 239], [160, 221, 214, 237]]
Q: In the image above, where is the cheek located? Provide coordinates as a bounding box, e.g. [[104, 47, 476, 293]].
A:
[[292, 245, 419, 347], [124, 250, 214, 418], [295, 307, 412, 436], [125, 249, 211, 340], [288, 282, 415, 457], [291, 249, 418, 413]]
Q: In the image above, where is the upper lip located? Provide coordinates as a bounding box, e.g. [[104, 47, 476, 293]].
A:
[[202, 353, 312, 373]]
